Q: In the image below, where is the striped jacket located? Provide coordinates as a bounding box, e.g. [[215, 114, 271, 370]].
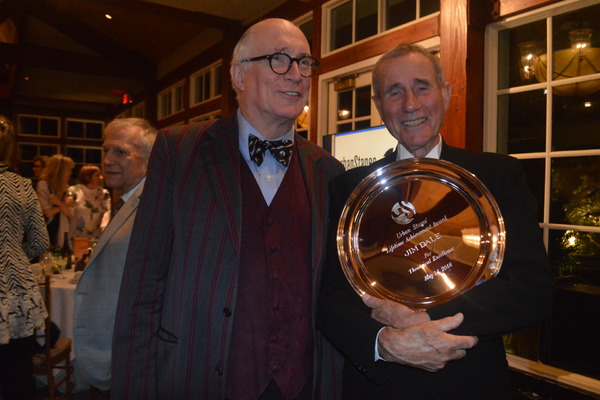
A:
[[111, 113, 344, 399]]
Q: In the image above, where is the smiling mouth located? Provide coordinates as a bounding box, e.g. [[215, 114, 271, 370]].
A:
[[401, 118, 427, 127], [282, 90, 301, 97]]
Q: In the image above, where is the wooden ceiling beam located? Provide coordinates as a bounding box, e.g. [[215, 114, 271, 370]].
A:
[[0, 42, 154, 81], [85, 0, 241, 31], [25, 0, 154, 70]]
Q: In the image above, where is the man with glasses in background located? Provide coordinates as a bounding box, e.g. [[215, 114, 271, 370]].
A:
[[111, 18, 344, 399]]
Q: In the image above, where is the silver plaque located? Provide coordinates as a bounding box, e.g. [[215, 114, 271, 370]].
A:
[[337, 158, 505, 309]]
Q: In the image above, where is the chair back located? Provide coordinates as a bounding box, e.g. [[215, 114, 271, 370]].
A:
[[34, 275, 74, 400]]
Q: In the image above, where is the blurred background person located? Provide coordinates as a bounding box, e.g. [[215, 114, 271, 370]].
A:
[[0, 115, 50, 400], [68, 165, 111, 241], [74, 118, 156, 396], [31, 155, 48, 191], [36, 154, 75, 247]]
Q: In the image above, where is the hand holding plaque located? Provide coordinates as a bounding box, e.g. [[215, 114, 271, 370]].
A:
[[337, 158, 505, 309]]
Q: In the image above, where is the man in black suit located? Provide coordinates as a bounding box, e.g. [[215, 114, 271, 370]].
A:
[[317, 43, 554, 399]]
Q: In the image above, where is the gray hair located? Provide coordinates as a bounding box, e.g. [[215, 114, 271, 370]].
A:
[[372, 43, 445, 99], [104, 118, 157, 159]]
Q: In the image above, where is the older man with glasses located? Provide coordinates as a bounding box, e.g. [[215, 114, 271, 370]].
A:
[[111, 18, 344, 400]]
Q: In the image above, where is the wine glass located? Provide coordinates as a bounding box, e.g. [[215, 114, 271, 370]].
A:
[[52, 255, 67, 279], [39, 253, 53, 277]]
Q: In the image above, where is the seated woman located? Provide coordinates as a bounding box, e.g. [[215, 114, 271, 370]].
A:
[[68, 165, 111, 241], [36, 154, 75, 247]]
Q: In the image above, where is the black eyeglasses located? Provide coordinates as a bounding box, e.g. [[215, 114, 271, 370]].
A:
[[240, 52, 320, 78]]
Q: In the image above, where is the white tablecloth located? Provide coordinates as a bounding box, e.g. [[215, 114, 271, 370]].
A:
[[47, 269, 77, 340]]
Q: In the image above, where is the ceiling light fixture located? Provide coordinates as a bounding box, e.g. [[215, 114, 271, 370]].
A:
[[519, 27, 600, 96]]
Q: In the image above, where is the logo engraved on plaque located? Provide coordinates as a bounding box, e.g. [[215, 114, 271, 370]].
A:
[[391, 201, 416, 225]]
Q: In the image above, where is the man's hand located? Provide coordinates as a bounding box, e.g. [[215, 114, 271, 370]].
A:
[[377, 314, 477, 372], [362, 294, 478, 372], [362, 294, 429, 328]]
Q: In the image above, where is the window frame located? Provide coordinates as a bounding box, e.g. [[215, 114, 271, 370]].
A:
[[484, 0, 600, 249], [157, 80, 186, 120], [17, 114, 61, 138], [322, 0, 439, 56], [189, 61, 223, 107]]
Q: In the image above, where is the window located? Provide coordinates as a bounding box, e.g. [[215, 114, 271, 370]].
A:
[[65, 146, 103, 177], [329, 73, 377, 133], [486, 0, 600, 372], [18, 143, 60, 178], [324, 0, 440, 53], [116, 102, 146, 120], [158, 81, 185, 119], [296, 13, 314, 44], [18, 115, 60, 137], [65, 119, 103, 140], [190, 62, 222, 106], [488, 0, 600, 285]]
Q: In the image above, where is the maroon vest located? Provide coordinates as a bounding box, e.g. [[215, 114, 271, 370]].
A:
[[226, 149, 313, 399]]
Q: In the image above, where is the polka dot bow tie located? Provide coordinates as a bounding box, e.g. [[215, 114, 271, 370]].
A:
[[248, 134, 293, 167]]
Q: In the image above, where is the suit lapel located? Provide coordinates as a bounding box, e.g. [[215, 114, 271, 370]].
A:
[[200, 115, 243, 256], [87, 182, 144, 266]]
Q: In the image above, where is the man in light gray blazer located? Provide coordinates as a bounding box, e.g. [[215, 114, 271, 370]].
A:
[[73, 118, 157, 395]]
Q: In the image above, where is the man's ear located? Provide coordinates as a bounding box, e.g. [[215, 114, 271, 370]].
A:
[[230, 63, 246, 92]]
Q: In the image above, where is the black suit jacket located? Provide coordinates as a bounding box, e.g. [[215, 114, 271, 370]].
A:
[[317, 141, 554, 400]]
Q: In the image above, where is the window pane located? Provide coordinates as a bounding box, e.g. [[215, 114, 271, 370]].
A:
[[550, 156, 600, 227], [193, 77, 202, 103], [552, 86, 600, 151], [355, 85, 372, 117], [40, 145, 57, 156], [337, 122, 352, 133], [331, 1, 352, 50], [174, 86, 184, 111], [519, 158, 545, 223], [203, 74, 211, 100], [67, 121, 84, 138], [20, 144, 38, 160], [498, 20, 546, 90], [40, 118, 58, 136], [420, 0, 440, 17], [20, 116, 38, 135], [497, 90, 546, 154], [337, 90, 353, 121], [66, 147, 83, 163], [548, 229, 600, 286], [299, 19, 313, 44], [387, 0, 416, 30], [86, 123, 103, 140], [355, 119, 371, 130], [85, 148, 102, 165], [356, 0, 378, 42], [214, 65, 222, 96], [551, 4, 600, 84]]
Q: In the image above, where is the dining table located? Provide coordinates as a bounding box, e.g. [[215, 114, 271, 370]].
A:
[[46, 268, 78, 341]]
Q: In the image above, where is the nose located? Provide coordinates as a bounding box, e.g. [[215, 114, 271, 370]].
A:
[[103, 151, 114, 166], [403, 89, 421, 112], [284, 61, 303, 81]]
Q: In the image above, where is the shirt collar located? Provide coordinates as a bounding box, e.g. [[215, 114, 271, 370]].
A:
[[121, 177, 145, 202], [237, 109, 295, 162], [396, 134, 442, 160]]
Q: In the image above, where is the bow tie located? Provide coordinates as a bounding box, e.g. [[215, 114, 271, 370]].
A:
[[248, 134, 293, 167]]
